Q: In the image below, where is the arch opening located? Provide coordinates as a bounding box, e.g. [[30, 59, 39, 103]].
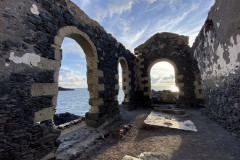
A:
[[54, 37, 90, 125], [117, 57, 130, 105], [118, 63, 125, 104], [148, 59, 180, 104], [52, 26, 100, 126], [150, 61, 178, 92]]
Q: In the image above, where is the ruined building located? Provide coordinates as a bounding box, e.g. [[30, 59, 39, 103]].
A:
[[0, 0, 239, 159]]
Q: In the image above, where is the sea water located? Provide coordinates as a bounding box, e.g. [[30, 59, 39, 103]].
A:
[[56, 88, 125, 116]]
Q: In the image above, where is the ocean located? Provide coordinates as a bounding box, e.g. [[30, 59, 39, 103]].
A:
[[56, 88, 125, 116], [56, 86, 171, 116]]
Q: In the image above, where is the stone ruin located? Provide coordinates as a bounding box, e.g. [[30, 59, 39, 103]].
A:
[[0, 0, 239, 159]]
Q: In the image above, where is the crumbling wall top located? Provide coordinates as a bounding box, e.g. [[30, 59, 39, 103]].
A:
[[134, 32, 189, 55]]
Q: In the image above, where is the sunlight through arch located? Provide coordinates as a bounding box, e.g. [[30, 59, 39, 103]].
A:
[[117, 57, 130, 105], [150, 61, 179, 92], [118, 63, 124, 104]]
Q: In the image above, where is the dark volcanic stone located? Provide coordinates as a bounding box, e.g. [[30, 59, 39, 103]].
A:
[[58, 86, 74, 91], [54, 112, 81, 125], [152, 90, 177, 104]]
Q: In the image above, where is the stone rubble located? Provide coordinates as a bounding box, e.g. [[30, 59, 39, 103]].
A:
[[151, 90, 177, 104]]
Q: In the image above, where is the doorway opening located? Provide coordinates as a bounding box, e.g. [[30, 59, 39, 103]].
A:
[[117, 57, 130, 105], [54, 38, 89, 125], [118, 63, 125, 104], [150, 61, 178, 104]]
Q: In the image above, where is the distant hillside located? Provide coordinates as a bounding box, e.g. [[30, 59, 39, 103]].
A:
[[58, 86, 74, 91]]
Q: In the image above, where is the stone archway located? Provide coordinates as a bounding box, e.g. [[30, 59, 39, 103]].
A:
[[135, 32, 196, 107], [117, 57, 130, 104], [0, 1, 136, 159], [147, 58, 181, 98], [32, 26, 105, 126]]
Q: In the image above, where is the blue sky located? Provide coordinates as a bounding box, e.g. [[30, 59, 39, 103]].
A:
[[59, 0, 214, 89]]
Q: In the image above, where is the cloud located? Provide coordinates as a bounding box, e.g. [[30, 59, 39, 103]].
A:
[[143, 1, 200, 46], [119, 22, 149, 51], [80, 0, 90, 8], [119, 19, 131, 34], [162, 74, 175, 81], [72, 0, 90, 10], [76, 63, 84, 69], [150, 62, 176, 87], [144, 0, 156, 4], [61, 38, 85, 59], [94, 7, 108, 22], [86, 0, 136, 24], [163, 3, 198, 29], [59, 69, 87, 88], [108, 0, 136, 17], [151, 74, 175, 86]]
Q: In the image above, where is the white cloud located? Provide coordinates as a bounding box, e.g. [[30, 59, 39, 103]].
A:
[[81, 0, 90, 8], [150, 62, 176, 87], [163, 3, 198, 30], [145, 1, 200, 46], [144, 0, 156, 4], [59, 69, 87, 88], [61, 39, 85, 59], [94, 7, 108, 22], [119, 19, 131, 34], [143, 0, 178, 5], [72, 0, 90, 10], [119, 22, 149, 51], [76, 63, 83, 69], [108, 0, 136, 17]]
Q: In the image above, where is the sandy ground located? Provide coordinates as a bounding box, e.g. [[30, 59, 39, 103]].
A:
[[77, 107, 240, 160]]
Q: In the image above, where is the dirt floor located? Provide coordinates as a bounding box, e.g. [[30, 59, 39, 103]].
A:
[[77, 107, 240, 160]]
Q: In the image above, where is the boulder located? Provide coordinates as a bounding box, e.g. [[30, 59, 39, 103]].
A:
[[54, 112, 81, 125], [58, 86, 74, 91]]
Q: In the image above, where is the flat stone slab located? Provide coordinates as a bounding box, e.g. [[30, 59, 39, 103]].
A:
[[143, 111, 197, 132], [123, 152, 170, 160]]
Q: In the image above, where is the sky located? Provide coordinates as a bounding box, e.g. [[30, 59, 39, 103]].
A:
[[59, 0, 214, 89]]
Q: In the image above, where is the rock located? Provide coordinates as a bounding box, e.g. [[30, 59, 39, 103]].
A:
[[109, 124, 132, 139], [151, 90, 177, 104], [58, 86, 74, 91], [54, 112, 81, 125]]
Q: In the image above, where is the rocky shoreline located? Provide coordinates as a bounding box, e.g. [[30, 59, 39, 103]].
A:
[[58, 86, 74, 91], [54, 112, 82, 126], [151, 90, 177, 104]]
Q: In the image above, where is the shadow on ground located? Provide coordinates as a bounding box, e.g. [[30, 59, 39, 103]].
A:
[[77, 107, 240, 160]]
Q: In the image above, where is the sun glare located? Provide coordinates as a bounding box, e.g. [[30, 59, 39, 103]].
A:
[[171, 85, 179, 92]]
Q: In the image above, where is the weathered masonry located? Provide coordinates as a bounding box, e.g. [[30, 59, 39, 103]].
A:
[[0, 0, 240, 159], [192, 0, 240, 135], [0, 0, 136, 159], [134, 33, 203, 108]]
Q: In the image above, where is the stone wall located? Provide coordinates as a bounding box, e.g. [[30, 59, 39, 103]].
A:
[[134, 33, 201, 107], [192, 0, 240, 135], [0, 0, 136, 159], [1, 0, 240, 159]]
